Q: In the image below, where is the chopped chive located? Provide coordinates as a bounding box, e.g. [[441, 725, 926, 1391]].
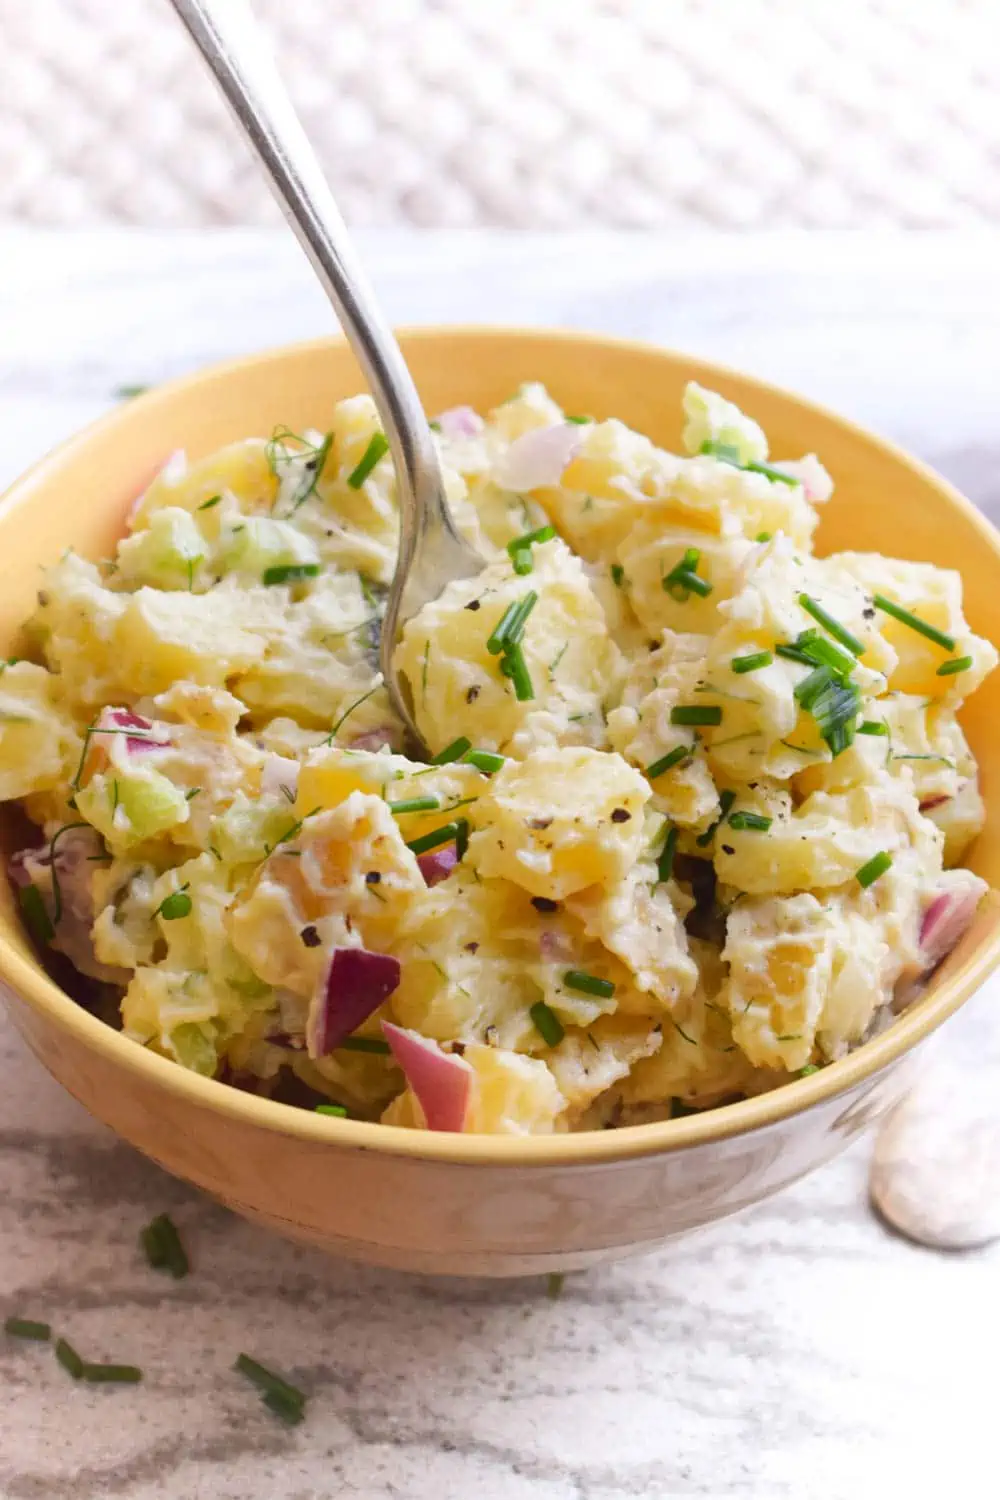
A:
[[793, 665, 834, 710], [315, 1103, 347, 1117], [547, 1272, 566, 1298], [388, 796, 440, 815], [610, 563, 625, 587], [530, 1001, 565, 1046], [646, 744, 691, 779], [503, 641, 535, 701], [431, 736, 472, 765], [872, 594, 955, 651], [18, 884, 54, 945], [234, 1353, 306, 1409], [197, 493, 222, 511], [696, 789, 737, 847], [670, 705, 722, 727], [511, 547, 533, 575], [858, 720, 889, 736], [140, 1213, 189, 1278], [503, 592, 539, 647], [656, 824, 678, 883], [346, 431, 389, 488], [798, 595, 865, 656], [563, 970, 615, 999], [700, 440, 741, 463], [728, 811, 772, 831], [507, 525, 555, 559], [55, 1338, 85, 1380], [565, 414, 593, 424], [455, 818, 470, 862], [262, 563, 321, 587], [264, 1388, 306, 1425], [755, 530, 773, 542], [140, 1224, 167, 1270], [731, 650, 773, 674], [744, 460, 797, 486], [663, 548, 713, 601], [154, 885, 192, 921], [792, 629, 856, 678], [287, 431, 333, 512], [463, 749, 505, 774], [937, 655, 973, 677], [674, 569, 712, 598], [486, 599, 522, 655], [856, 851, 893, 888], [406, 822, 459, 855], [114, 383, 149, 400], [429, 419, 442, 433], [337, 1036, 391, 1055], [83, 1363, 143, 1384], [4, 1317, 51, 1341], [798, 1063, 820, 1076], [701, 443, 797, 486], [775, 643, 815, 667]]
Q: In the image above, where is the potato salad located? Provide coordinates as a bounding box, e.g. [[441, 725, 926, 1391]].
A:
[[1, 381, 994, 1133]]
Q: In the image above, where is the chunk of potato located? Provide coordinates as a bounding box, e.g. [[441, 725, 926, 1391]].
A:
[[469, 745, 649, 900]]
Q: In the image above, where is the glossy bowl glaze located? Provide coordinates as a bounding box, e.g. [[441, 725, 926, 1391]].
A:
[[2, 329, 999, 1276]]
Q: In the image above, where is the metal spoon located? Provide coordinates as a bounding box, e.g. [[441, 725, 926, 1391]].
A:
[[170, 0, 484, 750]]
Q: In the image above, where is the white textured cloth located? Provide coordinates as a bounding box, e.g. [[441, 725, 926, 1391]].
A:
[[0, 0, 999, 228]]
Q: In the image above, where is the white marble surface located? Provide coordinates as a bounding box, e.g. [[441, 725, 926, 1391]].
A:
[[1, 230, 999, 1499]]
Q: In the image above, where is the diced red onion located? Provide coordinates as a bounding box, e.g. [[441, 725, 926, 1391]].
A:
[[306, 946, 402, 1058], [494, 424, 581, 492], [261, 753, 300, 800], [417, 845, 458, 887], [382, 1022, 472, 1132], [93, 706, 170, 759], [349, 727, 396, 752], [919, 795, 950, 812], [107, 709, 153, 731], [919, 885, 982, 971], [434, 405, 484, 441]]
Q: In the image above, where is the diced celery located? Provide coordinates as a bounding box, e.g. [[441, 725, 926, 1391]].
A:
[[212, 798, 300, 865], [116, 508, 207, 591], [77, 769, 188, 847], [220, 517, 319, 581], [168, 1022, 218, 1076], [681, 381, 769, 465]]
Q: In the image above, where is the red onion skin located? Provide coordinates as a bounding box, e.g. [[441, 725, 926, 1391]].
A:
[[382, 1022, 472, 1132], [434, 405, 484, 440], [308, 947, 401, 1057], [918, 887, 981, 971], [93, 707, 169, 759], [919, 795, 951, 812], [417, 846, 458, 887], [496, 424, 581, 492]]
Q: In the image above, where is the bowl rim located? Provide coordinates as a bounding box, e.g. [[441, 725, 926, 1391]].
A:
[[3, 323, 1000, 1167]]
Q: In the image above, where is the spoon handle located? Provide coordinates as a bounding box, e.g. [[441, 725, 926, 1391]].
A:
[[169, 0, 449, 560]]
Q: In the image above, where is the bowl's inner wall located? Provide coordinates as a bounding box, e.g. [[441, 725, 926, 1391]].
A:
[[2, 330, 998, 987]]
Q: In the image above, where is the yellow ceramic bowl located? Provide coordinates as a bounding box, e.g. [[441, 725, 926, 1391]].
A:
[[2, 329, 999, 1277]]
